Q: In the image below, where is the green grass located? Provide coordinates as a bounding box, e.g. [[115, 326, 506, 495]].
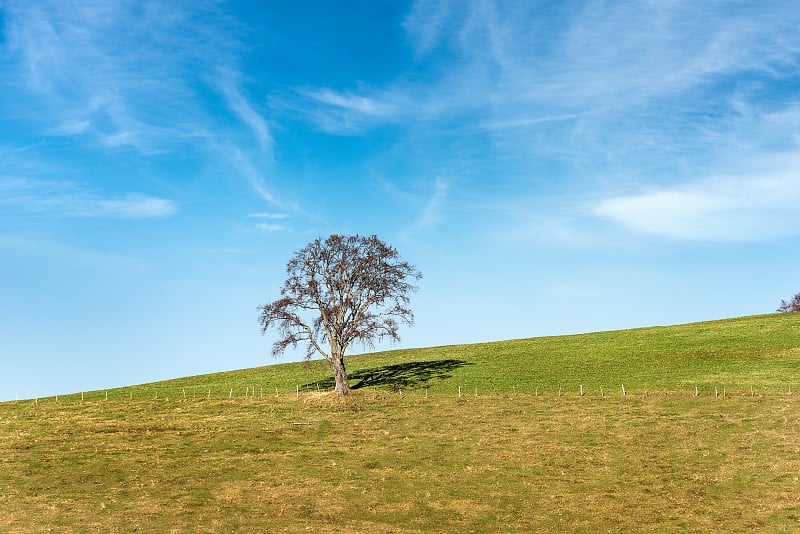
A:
[[2, 314, 800, 532], [49, 313, 800, 401]]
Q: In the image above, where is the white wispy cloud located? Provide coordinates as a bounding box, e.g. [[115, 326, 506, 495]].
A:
[[247, 212, 290, 220], [288, 1, 800, 153], [478, 114, 577, 132], [215, 144, 277, 206], [50, 120, 92, 136], [4, 1, 220, 151], [285, 88, 406, 134], [90, 195, 177, 218], [215, 73, 274, 153], [415, 176, 449, 230], [397, 176, 450, 237], [255, 223, 286, 232], [211, 72, 278, 205], [0, 178, 177, 218], [249, 211, 290, 232], [306, 89, 398, 117], [594, 159, 800, 242], [402, 0, 457, 57], [286, 0, 800, 249], [2, 0, 282, 204]]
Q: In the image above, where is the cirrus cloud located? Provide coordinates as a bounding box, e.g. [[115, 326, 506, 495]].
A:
[[594, 161, 800, 242], [0, 178, 178, 218]]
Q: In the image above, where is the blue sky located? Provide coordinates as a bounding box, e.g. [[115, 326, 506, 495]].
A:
[[2, 0, 800, 400]]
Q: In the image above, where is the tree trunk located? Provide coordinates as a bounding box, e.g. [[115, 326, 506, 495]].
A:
[[331, 352, 351, 395]]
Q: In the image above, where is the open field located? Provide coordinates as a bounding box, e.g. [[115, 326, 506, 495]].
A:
[[2, 394, 800, 532], [2, 314, 800, 531]]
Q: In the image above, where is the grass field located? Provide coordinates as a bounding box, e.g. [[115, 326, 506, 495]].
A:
[[2, 314, 800, 531]]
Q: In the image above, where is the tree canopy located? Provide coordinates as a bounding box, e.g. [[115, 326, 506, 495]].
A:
[[258, 234, 421, 395]]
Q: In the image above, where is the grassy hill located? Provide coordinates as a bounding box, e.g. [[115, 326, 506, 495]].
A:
[[55, 313, 800, 401], [2, 314, 800, 531]]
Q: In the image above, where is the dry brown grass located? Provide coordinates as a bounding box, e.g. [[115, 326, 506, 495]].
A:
[[2, 391, 800, 532]]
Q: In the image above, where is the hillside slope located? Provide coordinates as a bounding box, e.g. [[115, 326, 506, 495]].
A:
[[65, 313, 800, 400]]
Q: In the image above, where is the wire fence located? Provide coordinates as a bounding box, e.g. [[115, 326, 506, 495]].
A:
[[6, 382, 799, 405]]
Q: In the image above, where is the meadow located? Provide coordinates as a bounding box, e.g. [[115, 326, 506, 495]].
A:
[[2, 314, 799, 531]]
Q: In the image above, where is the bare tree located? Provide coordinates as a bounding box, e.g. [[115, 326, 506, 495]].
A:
[[777, 292, 800, 313], [258, 234, 422, 395]]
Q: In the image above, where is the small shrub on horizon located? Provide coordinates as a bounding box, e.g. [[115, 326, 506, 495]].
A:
[[777, 292, 800, 313]]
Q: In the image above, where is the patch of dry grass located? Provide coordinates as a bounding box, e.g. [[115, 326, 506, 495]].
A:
[[2, 392, 800, 532]]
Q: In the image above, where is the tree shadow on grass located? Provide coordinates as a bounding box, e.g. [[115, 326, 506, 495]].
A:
[[305, 359, 473, 391]]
